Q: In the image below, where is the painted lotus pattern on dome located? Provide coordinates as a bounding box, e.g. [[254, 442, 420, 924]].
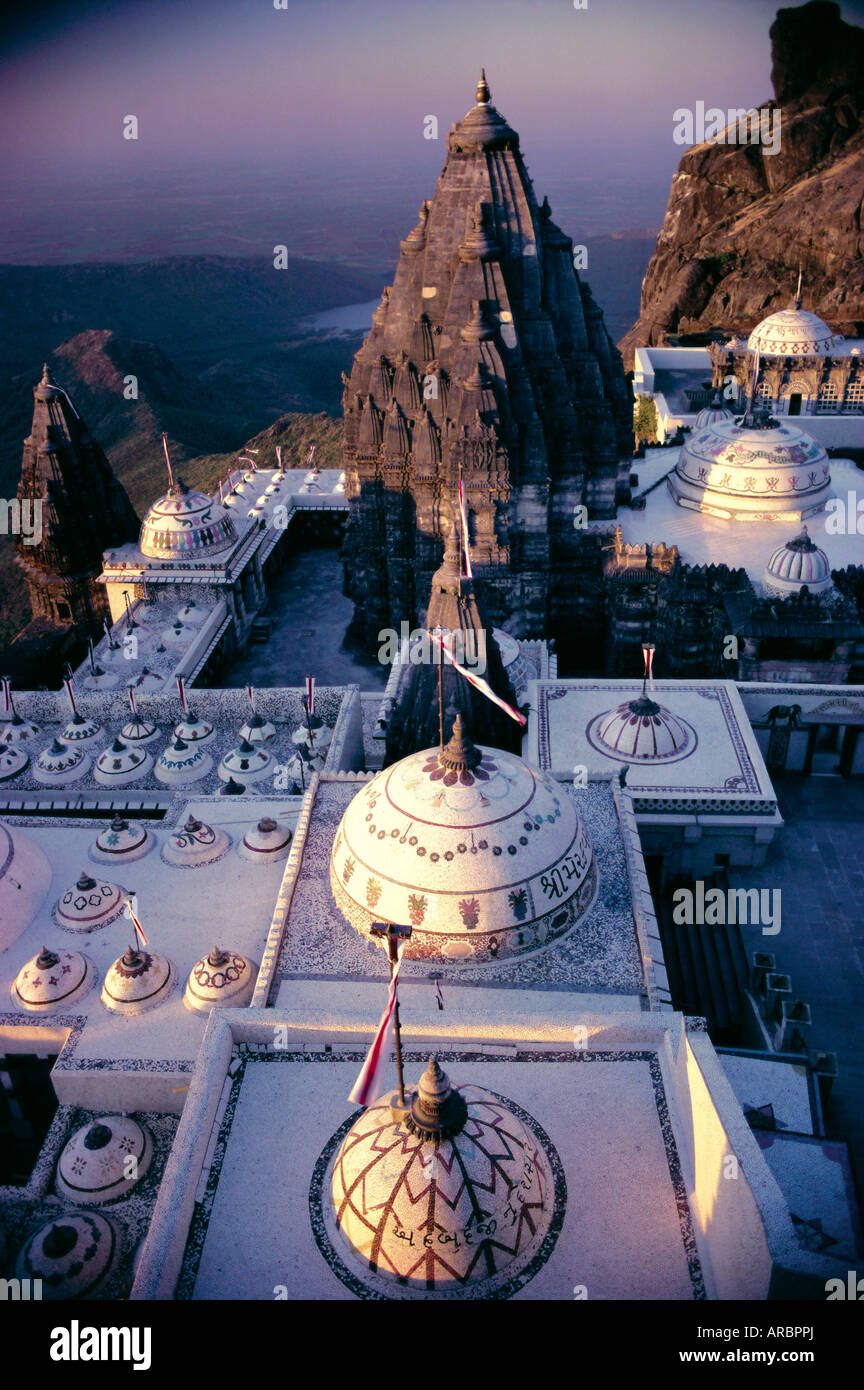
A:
[[398, 746, 520, 811], [329, 1084, 557, 1292], [329, 741, 597, 963]]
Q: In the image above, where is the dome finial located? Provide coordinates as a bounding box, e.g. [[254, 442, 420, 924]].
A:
[[439, 713, 482, 772], [476, 68, 490, 105], [794, 265, 803, 310], [406, 1055, 468, 1139], [40, 362, 52, 385]]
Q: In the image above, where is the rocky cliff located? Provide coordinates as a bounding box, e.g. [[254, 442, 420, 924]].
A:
[[619, 1, 864, 368]]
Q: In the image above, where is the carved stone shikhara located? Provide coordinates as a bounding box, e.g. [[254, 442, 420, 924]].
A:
[[341, 74, 633, 649]]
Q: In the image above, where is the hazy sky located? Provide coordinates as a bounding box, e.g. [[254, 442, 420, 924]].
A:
[[5, 0, 863, 180]]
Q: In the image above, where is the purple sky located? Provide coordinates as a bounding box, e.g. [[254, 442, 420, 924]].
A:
[[2, 0, 862, 263], [4, 0, 848, 177]]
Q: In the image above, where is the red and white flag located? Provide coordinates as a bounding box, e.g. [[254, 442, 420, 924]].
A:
[[219, 479, 224, 504], [128, 687, 137, 717], [642, 642, 655, 692], [305, 675, 315, 718], [276, 445, 282, 470], [305, 445, 315, 466], [246, 685, 255, 712], [429, 632, 527, 727], [176, 677, 188, 714], [348, 939, 407, 1107], [125, 897, 149, 949], [1, 677, 11, 715], [457, 479, 473, 580]]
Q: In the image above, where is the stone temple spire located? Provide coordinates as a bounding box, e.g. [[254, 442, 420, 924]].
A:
[[15, 363, 139, 641], [341, 72, 633, 652], [383, 520, 523, 763]]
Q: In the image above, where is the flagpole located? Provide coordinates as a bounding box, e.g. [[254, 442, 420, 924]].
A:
[[388, 932, 407, 1108]]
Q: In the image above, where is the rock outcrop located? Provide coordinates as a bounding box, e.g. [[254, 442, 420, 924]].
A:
[[619, 1, 864, 368]]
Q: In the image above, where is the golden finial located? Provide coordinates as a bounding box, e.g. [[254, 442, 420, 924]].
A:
[[476, 68, 490, 105]]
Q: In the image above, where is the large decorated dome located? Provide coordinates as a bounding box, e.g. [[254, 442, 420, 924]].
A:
[[329, 716, 597, 964], [321, 1058, 563, 1298], [669, 414, 831, 521], [747, 307, 841, 358], [140, 480, 237, 560], [763, 526, 832, 596]]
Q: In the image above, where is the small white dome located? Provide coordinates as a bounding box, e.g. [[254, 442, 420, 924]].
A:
[[33, 739, 90, 786], [16, 1214, 120, 1298], [90, 815, 154, 865], [173, 711, 215, 745], [218, 739, 272, 784], [54, 872, 126, 932], [160, 814, 231, 868], [154, 736, 213, 785], [13, 945, 96, 1013], [763, 526, 832, 596], [183, 946, 258, 1013], [237, 816, 292, 864], [101, 946, 175, 1016], [56, 1115, 153, 1204], [587, 695, 696, 764], [94, 738, 152, 787]]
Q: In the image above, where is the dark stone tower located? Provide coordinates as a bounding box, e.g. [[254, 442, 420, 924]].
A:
[[342, 71, 633, 656], [15, 364, 139, 639], [384, 523, 523, 763]]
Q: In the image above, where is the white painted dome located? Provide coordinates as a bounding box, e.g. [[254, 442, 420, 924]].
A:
[[60, 712, 103, 746], [183, 946, 258, 1013], [328, 1058, 560, 1296], [763, 526, 832, 596], [33, 738, 90, 786], [239, 713, 276, 744], [669, 415, 832, 521], [218, 738, 272, 784], [330, 715, 597, 964], [0, 746, 29, 781], [748, 307, 841, 357], [154, 736, 213, 785], [56, 1115, 153, 1204], [101, 945, 175, 1016], [90, 815, 154, 865], [140, 481, 237, 560], [94, 738, 153, 787], [16, 1214, 120, 1298], [586, 695, 696, 764], [237, 816, 292, 864], [13, 945, 96, 1013], [160, 814, 231, 868], [695, 402, 733, 428], [173, 711, 215, 745], [54, 872, 126, 932]]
